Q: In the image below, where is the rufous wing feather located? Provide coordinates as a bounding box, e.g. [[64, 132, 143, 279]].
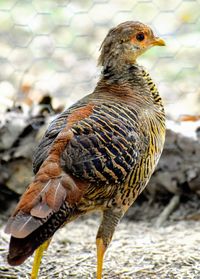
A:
[[5, 213, 42, 238], [5, 173, 75, 239]]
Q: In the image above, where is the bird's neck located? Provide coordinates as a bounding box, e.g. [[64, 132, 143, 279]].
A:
[[101, 63, 139, 84], [98, 63, 164, 112]]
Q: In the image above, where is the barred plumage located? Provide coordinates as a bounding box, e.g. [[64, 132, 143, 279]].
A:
[[5, 21, 166, 279]]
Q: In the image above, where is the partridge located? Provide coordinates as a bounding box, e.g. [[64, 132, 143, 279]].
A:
[[5, 21, 166, 279]]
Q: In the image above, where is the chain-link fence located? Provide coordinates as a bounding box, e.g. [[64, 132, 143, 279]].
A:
[[0, 0, 200, 118]]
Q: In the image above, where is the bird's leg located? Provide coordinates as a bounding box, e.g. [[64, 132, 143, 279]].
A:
[[96, 208, 123, 279], [30, 239, 51, 279]]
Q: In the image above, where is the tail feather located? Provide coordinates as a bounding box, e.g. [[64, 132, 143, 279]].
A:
[[30, 203, 52, 219], [7, 202, 73, 266], [5, 213, 42, 238], [5, 168, 87, 266], [5, 172, 78, 239], [44, 180, 67, 212], [30, 179, 67, 218]]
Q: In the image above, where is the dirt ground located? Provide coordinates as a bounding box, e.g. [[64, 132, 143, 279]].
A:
[[1, 198, 200, 279]]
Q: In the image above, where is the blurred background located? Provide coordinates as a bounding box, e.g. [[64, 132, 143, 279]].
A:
[[0, 0, 200, 119], [1, 2, 200, 278]]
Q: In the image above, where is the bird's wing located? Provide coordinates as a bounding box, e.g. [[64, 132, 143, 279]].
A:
[[61, 101, 145, 187], [32, 101, 88, 174]]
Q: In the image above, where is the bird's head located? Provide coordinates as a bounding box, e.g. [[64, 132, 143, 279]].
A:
[[98, 21, 165, 68]]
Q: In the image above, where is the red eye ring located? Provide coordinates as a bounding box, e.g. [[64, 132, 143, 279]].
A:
[[136, 32, 145, 41]]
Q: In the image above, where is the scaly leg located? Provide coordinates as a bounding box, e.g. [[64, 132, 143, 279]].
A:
[[96, 209, 123, 279], [30, 239, 51, 279]]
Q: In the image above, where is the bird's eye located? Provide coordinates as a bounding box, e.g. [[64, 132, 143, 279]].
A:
[[136, 32, 145, 42]]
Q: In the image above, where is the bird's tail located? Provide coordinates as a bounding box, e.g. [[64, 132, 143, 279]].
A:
[[7, 201, 73, 266], [5, 159, 86, 266]]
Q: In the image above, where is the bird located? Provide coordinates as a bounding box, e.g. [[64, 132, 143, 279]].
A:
[[5, 21, 166, 279]]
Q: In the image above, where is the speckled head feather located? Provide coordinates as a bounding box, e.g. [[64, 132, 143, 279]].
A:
[[98, 21, 165, 68]]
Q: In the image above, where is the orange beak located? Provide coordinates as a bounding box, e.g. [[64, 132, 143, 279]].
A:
[[152, 37, 166, 46]]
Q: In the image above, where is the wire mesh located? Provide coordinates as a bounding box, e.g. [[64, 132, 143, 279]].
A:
[[0, 0, 200, 118]]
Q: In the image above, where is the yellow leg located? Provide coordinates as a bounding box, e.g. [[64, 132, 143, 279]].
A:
[[30, 239, 51, 279], [96, 238, 106, 279], [96, 209, 123, 279]]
